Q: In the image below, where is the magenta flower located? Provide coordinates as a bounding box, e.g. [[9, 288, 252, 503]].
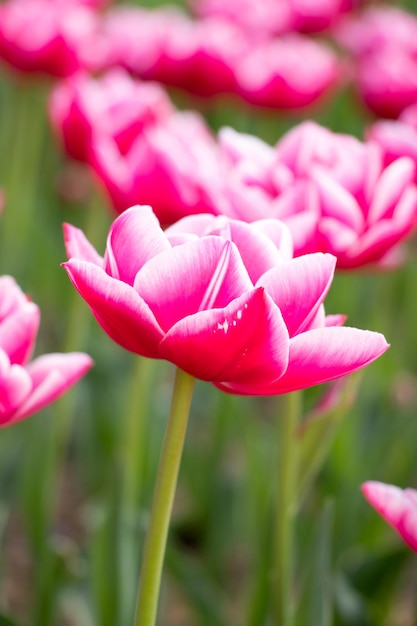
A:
[[217, 122, 417, 268], [102, 7, 248, 98], [0, 0, 104, 77], [63, 204, 388, 396], [49, 69, 174, 163], [88, 110, 221, 225], [362, 481, 417, 553], [335, 7, 417, 118], [234, 34, 341, 110], [0, 276, 92, 425]]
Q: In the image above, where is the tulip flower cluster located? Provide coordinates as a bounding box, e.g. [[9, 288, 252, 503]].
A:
[[101, 6, 342, 109]]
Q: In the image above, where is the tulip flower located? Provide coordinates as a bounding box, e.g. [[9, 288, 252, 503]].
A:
[[0, 276, 92, 425], [217, 122, 417, 268], [88, 111, 222, 225], [362, 481, 417, 553], [334, 6, 417, 118], [234, 34, 342, 110], [63, 204, 389, 396], [0, 0, 105, 77], [102, 7, 248, 98], [49, 69, 174, 163]]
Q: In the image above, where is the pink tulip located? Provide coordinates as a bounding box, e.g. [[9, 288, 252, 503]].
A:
[[192, 0, 358, 37], [334, 7, 417, 118], [88, 110, 222, 225], [0, 0, 104, 77], [362, 481, 417, 552], [102, 7, 248, 98], [217, 122, 417, 268], [0, 276, 92, 425], [49, 69, 174, 163], [63, 204, 388, 395], [234, 34, 342, 110]]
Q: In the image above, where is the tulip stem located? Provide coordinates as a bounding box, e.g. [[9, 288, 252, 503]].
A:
[[274, 390, 301, 626], [133, 367, 195, 626]]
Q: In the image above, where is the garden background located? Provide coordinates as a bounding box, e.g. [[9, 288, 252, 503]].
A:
[[0, 0, 416, 625]]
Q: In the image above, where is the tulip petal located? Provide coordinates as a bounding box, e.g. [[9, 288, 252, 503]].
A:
[[63, 259, 164, 357], [0, 352, 32, 422], [12, 352, 93, 423], [368, 157, 415, 223], [257, 253, 336, 336], [0, 302, 40, 365], [63, 222, 104, 265], [104, 204, 171, 283], [133, 237, 253, 331], [362, 481, 417, 552], [159, 288, 289, 383], [217, 326, 389, 395]]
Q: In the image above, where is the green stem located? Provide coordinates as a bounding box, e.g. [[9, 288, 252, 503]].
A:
[[133, 367, 195, 626], [274, 391, 301, 626]]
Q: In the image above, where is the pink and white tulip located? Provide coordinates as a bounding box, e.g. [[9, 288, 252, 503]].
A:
[[63, 204, 388, 396], [217, 122, 417, 268], [335, 7, 417, 118], [0, 276, 92, 425], [362, 481, 417, 553], [0, 0, 104, 77], [88, 111, 222, 225], [49, 69, 174, 163]]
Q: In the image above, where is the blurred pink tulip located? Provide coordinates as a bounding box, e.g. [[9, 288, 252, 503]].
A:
[[192, 0, 358, 37], [102, 6, 341, 110], [102, 7, 247, 98], [0, 276, 92, 425], [49, 69, 174, 163], [88, 110, 222, 225], [335, 7, 417, 118], [217, 122, 417, 268], [234, 34, 342, 110], [0, 0, 105, 77], [362, 481, 417, 552], [63, 204, 388, 395]]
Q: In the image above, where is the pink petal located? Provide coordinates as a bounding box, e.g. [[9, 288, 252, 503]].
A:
[[257, 253, 336, 336], [63, 223, 104, 266], [340, 185, 417, 267], [251, 219, 294, 261], [319, 217, 358, 255], [104, 204, 171, 283], [217, 326, 388, 395], [362, 481, 417, 552], [223, 219, 285, 283], [11, 352, 93, 423], [159, 288, 289, 383], [0, 352, 32, 423], [63, 260, 164, 357], [368, 157, 416, 223], [311, 168, 365, 232], [133, 237, 253, 331], [0, 302, 40, 365]]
